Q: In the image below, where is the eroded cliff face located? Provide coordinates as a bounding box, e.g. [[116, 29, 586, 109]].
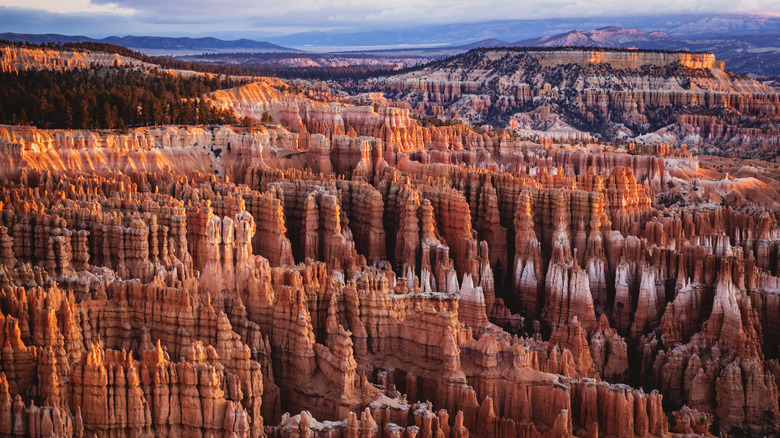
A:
[[0, 46, 158, 73], [358, 48, 780, 160], [1, 45, 780, 438], [0, 124, 304, 179]]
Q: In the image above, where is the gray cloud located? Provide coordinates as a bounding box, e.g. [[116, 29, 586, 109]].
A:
[[88, 0, 780, 26], [0, 7, 141, 36]]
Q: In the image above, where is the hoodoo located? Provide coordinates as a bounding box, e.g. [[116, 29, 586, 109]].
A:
[[0, 39, 779, 438]]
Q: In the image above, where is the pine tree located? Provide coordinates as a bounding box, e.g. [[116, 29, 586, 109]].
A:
[[240, 116, 255, 128], [17, 108, 29, 126], [102, 101, 117, 129]]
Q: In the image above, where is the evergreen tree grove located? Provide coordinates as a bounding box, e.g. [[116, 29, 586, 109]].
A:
[[0, 68, 241, 129]]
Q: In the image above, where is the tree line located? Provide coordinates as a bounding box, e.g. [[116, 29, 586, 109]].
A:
[[2, 39, 414, 82], [0, 67, 242, 129], [63, 41, 266, 77]]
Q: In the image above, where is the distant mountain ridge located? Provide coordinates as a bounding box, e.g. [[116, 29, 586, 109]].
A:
[[329, 25, 779, 76], [0, 33, 297, 53], [513, 27, 671, 47], [5, 23, 779, 76], [498, 27, 780, 77], [270, 14, 780, 47], [408, 27, 779, 77]]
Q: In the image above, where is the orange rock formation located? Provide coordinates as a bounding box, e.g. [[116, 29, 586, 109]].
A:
[[1, 44, 780, 438]]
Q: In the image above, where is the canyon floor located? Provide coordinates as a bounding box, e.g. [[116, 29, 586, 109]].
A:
[[0, 42, 779, 438]]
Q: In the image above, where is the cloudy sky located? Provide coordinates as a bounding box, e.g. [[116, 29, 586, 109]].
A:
[[1, 0, 779, 38]]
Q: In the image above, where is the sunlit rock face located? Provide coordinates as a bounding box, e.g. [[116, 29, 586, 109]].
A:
[[361, 48, 780, 160], [1, 44, 780, 438], [0, 45, 158, 73]]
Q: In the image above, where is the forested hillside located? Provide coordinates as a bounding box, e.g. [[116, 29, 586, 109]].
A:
[[0, 67, 245, 129]]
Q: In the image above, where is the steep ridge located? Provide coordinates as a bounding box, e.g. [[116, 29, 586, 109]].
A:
[[364, 48, 780, 160]]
